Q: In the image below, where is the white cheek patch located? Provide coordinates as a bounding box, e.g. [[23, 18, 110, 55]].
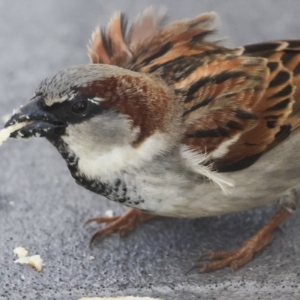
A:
[[62, 131, 170, 182], [77, 144, 142, 179]]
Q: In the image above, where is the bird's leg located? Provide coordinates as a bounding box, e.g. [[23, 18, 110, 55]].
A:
[[86, 208, 155, 245], [195, 190, 298, 273]]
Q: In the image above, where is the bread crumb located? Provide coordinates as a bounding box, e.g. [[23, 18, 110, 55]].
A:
[[28, 255, 43, 272], [78, 297, 164, 300], [13, 247, 43, 272], [20, 275, 25, 281], [14, 255, 43, 272], [104, 210, 114, 217], [0, 122, 28, 146], [13, 246, 28, 258]]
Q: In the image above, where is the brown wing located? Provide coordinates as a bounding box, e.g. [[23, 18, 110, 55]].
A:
[[181, 41, 300, 172], [87, 10, 300, 172], [211, 41, 300, 171]]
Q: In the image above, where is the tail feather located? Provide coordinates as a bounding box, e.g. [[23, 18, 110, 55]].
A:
[[87, 7, 220, 69], [128, 6, 167, 53], [88, 12, 131, 65]]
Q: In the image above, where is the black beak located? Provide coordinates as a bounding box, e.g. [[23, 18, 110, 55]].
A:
[[5, 98, 67, 138]]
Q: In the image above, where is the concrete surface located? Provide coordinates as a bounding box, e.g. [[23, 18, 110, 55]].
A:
[[0, 1, 300, 299]]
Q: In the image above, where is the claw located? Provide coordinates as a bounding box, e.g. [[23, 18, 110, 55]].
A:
[[85, 208, 155, 245], [192, 207, 291, 273], [185, 261, 204, 275], [196, 251, 214, 262], [89, 231, 101, 247]]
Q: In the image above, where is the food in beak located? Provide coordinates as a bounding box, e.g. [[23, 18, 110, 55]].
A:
[[0, 122, 28, 146]]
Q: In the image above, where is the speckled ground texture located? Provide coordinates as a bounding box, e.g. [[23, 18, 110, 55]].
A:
[[0, 1, 300, 299]]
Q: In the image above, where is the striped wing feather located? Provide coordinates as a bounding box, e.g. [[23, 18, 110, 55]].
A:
[[214, 41, 300, 171], [88, 9, 300, 172]]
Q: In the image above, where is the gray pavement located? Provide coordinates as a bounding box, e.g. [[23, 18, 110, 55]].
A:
[[0, 1, 300, 299]]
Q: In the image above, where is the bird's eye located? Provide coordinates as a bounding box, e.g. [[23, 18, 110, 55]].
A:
[[71, 100, 88, 115]]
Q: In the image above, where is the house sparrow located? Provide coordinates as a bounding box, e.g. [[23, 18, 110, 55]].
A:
[[4, 7, 300, 272]]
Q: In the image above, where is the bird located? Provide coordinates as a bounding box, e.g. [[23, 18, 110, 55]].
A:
[[4, 7, 300, 272]]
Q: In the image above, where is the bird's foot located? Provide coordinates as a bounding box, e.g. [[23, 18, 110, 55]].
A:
[[195, 233, 273, 272], [86, 208, 155, 245], [193, 207, 291, 272]]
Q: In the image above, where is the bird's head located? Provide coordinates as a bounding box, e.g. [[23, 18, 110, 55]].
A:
[[6, 64, 183, 179]]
